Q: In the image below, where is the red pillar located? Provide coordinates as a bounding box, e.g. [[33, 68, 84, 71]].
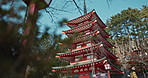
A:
[[107, 70, 111, 78]]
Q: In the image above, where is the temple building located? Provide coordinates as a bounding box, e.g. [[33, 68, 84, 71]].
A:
[[52, 10, 123, 78]]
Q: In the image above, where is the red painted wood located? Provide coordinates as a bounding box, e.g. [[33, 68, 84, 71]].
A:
[[52, 10, 123, 76]]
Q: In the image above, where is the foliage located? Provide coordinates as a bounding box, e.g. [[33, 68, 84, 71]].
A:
[[1, 0, 131, 77], [0, 1, 25, 77], [107, 6, 147, 40], [0, 1, 71, 78], [106, 6, 148, 73]]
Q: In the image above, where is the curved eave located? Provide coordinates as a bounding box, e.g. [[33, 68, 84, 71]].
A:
[[109, 63, 123, 74], [63, 20, 109, 38], [73, 31, 113, 48], [97, 33, 114, 48], [101, 45, 117, 60], [93, 12, 107, 28], [52, 57, 106, 70], [64, 10, 107, 29], [65, 10, 95, 28], [52, 58, 123, 74], [94, 21, 109, 37], [95, 62, 123, 74], [73, 29, 99, 43], [56, 43, 102, 58], [63, 20, 96, 34]]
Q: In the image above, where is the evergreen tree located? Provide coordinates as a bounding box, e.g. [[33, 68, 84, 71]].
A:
[[106, 6, 148, 77]]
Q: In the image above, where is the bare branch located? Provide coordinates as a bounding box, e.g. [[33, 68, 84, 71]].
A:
[[61, 1, 73, 9], [45, 8, 56, 24], [72, 0, 82, 15], [106, 0, 112, 8], [48, 7, 70, 13]]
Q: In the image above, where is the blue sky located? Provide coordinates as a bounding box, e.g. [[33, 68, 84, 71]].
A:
[[36, 0, 148, 35]]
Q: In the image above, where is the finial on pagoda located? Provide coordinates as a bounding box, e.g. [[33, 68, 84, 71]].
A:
[[84, 0, 87, 15]]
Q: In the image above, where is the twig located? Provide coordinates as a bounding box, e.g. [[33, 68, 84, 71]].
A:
[[49, 7, 70, 13], [61, 1, 73, 9], [45, 8, 56, 24], [72, 0, 82, 15]]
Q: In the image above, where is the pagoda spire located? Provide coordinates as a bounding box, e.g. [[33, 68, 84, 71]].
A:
[[84, 0, 87, 15]]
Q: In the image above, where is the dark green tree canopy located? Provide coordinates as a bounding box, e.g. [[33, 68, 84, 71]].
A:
[[106, 6, 148, 40]]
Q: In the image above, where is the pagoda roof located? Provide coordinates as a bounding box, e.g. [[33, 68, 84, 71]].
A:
[[73, 29, 99, 43], [63, 20, 109, 37], [73, 30, 113, 48], [56, 43, 115, 60], [52, 57, 123, 74], [64, 10, 107, 28], [63, 20, 95, 34], [56, 42, 102, 57], [94, 32, 113, 48], [52, 57, 106, 70], [96, 44, 117, 60]]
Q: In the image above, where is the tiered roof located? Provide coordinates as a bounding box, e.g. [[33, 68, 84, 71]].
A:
[[52, 10, 122, 75], [64, 10, 107, 29], [56, 43, 102, 58], [63, 20, 109, 38], [53, 57, 123, 74], [73, 30, 113, 48], [56, 43, 116, 61], [52, 57, 106, 73]]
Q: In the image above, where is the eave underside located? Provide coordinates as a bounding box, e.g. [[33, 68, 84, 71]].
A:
[[52, 57, 122, 74], [65, 10, 107, 29], [72, 31, 113, 48], [56, 43, 116, 61], [57, 42, 102, 57]]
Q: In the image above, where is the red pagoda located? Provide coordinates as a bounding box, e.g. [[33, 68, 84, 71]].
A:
[[52, 10, 123, 78]]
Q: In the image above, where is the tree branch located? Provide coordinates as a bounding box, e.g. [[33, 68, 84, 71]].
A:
[[72, 0, 82, 15]]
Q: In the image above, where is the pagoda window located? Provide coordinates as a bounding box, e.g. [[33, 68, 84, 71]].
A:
[[87, 55, 93, 59], [86, 43, 91, 46], [76, 45, 81, 48], [75, 58, 80, 61]]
